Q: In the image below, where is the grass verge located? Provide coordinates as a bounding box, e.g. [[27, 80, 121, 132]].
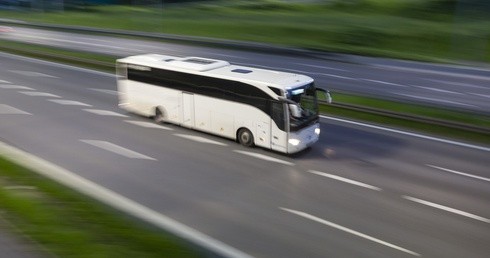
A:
[[0, 39, 488, 145], [0, 1, 489, 63], [0, 156, 203, 257]]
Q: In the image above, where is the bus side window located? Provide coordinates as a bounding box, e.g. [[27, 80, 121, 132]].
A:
[[271, 101, 286, 131]]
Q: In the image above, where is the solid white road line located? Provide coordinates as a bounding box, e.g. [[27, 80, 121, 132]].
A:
[[308, 170, 382, 191], [0, 79, 11, 83], [0, 85, 34, 90], [363, 79, 406, 87], [19, 91, 61, 98], [124, 120, 173, 130], [233, 150, 294, 166], [80, 140, 156, 160], [411, 85, 464, 95], [82, 109, 129, 117], [280, 207, 421, 256], [374, 64, 490, 82], [320, 73, 355, 80], [403, 196, 490, 223], [426, 164, 490, 183], [0, 104, 31, 115], [393, 93, 478, 108], [47, 99, 92, 106], [174, 134, 227, 146], [0, 52, 115, 78], [428, 79, 488, 89], [321, 116, 490, 152], [469, 93, 490, 99], [14, 34, 132, 51], [8, 70, 58, 78], [0, 141, 252, 258], [295, 63, 347, 71]]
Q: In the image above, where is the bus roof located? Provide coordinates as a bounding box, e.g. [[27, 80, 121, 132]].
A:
[[117, 54, 313, 91]]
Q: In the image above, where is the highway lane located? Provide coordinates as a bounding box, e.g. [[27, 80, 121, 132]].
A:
[[1, 26, 490, 114], [1, 53, 490, 257]]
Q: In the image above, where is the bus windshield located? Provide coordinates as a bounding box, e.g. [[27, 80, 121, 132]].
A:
[[286, 83, 318, 131]]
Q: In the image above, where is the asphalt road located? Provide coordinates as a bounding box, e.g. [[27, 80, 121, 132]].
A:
[[1, 26, 490, 115], [1, 52, 490, 257]]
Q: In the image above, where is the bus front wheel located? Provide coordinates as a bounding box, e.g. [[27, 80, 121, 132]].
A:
[[238, 128, 254, 147]]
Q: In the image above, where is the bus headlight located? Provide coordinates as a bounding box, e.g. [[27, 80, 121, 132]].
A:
[[315, 128, 320, 135], [289, 139, 300, 146]]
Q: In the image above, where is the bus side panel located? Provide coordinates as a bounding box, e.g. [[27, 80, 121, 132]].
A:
[[124, 81, 181, 122], [181, 93, 194, 128], [194, 96, 212, 132], [194, 95, 235, 138], [212, 112, 234, 138]]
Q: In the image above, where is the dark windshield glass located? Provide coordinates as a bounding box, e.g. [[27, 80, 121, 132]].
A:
[[287, 83, 318, 131]]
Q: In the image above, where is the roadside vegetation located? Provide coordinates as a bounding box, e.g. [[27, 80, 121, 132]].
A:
[[0, 156, 203, 258], [1, 0, 489, 63]]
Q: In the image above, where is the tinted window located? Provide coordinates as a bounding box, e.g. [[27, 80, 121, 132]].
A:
[[127, 66, 273, 115]]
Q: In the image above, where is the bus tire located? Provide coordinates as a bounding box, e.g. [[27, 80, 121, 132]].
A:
[[154, 107, 165, 124], [238, 128, 254, 147]]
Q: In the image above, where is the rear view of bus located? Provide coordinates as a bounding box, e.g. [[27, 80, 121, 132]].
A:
[[116, 54, 330, 154]]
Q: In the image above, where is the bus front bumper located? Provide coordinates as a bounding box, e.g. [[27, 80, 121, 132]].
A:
[[287, 123, 320, 154]]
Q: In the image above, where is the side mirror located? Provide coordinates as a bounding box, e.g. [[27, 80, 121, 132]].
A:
[[316, 88, 332, 104]]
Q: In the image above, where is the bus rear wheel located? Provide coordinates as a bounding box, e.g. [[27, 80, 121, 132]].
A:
[[238, 128, 254, 147], [154, 108, 164, 124]]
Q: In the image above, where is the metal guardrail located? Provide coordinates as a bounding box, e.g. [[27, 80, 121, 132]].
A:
[[323, 101, 490, 135]]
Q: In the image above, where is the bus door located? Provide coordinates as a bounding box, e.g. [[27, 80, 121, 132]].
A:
[[270, 101, 287, 152], [182, 93, 194, 128]]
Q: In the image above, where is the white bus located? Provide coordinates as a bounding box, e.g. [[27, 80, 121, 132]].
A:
[[116, 54, 330, 154]]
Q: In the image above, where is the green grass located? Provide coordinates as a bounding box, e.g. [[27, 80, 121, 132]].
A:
[[1, 0, 489, 63], [0, 156, 203, 257]]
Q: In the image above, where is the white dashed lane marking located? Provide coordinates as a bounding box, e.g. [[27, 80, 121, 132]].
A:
[[19, 91, 61, 98], [426, 164, 490, 183], [280, 207, 421, 256], [80, 140, 156, 160], [125, 120, 173, 130], [308, 170, 382, 191], [48, 99, 92, 107], [174, 134, 228, 146], [0, 85, 35, 90], [0, 79, 11, 83], [0, 104, 31, 115], [89, 88, 119, 95], [83, 109, 129, 117], [233, 150, 294, 166], [403, 196, 490, 223]]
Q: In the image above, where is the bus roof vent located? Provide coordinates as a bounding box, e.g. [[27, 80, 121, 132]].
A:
[[183, 58, 216, 65], [232, 69, 252, 74], [169, 57, 230, 72]]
